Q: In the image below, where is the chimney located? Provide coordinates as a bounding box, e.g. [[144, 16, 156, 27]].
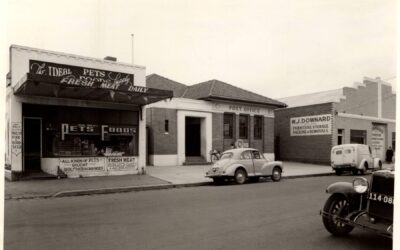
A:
[[104, 56, 117, 62]]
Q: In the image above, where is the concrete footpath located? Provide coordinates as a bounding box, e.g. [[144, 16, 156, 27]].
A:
[[4, 162, 341, 200]]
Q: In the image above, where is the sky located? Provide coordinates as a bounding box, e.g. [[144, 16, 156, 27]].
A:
[[3, 0, 398, 99]]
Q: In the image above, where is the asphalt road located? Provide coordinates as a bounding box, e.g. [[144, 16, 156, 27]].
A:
[[4, 175, 393, 250]]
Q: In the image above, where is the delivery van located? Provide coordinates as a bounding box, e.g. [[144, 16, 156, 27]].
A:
[[331, 144, 382, 175]]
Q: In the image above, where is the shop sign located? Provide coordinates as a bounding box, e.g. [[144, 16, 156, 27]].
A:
[[11, 122, 22, 156], [290, 114, 332, 136], [212, 103, 274, 116], [101, 125, 136, 140], [29, 60, 148, 93], [371, 126, 385, 158], [61, 123, 136, 140], [106, 156, 137, 171], [59, 157, 105, 172], [61, 123, 99, 140]]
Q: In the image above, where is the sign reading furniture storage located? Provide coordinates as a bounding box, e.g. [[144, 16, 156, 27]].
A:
[[290, 114, 332, 136]]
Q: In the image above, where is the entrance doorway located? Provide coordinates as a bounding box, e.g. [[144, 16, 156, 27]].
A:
[[23, 117, 42, 173], [185, 117, 201, 156]]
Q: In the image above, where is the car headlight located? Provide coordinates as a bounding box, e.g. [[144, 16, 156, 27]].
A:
[[353, 177, 369, 193]]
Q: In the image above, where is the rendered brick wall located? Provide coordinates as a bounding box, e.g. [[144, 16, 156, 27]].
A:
[[275, 103, 334, 164], [146, 107, 178, 155]]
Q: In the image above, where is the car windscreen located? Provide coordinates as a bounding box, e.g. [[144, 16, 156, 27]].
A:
[[220, 152, 233, 160]]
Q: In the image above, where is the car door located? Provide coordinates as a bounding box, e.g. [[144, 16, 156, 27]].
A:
[[240, 150, 255, 176], [252, 150, 266, 176]]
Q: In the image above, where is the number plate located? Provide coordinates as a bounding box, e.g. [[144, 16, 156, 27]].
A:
[[368, 192, 394, 205]]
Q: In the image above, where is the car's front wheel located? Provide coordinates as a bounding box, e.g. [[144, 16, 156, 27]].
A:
[[322, 194, 354, 236], [234, 169, 247, 184], [271, 167, 282, 182]]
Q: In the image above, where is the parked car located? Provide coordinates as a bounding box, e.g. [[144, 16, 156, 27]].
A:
[[331, 144, 382, 175], [320, 169, 394, 238], [205, 148, 283, 184]]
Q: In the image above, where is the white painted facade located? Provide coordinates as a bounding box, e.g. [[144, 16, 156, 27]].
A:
[[5, 45, 148, 179]]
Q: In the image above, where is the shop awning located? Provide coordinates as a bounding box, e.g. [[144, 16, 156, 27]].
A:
[[13, 73, 173, 106]]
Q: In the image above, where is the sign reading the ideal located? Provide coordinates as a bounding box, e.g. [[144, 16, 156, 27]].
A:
[[290, 114, 332, 136], [29, 60, 148, 93]]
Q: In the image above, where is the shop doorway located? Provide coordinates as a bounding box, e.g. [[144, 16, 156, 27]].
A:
[[185, 117, 201, 157], [23, 117, 42, 173]]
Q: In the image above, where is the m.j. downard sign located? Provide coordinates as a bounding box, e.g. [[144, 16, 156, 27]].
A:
[[290, 114, 332, 136], [29, 60, 148, 93]]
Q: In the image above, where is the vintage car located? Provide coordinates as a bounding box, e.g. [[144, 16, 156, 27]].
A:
[[320, 169, 394, 238], [205, 148, 283, 184], [331, 144, 382, 175]]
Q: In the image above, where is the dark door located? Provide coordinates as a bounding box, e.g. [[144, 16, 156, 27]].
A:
[[24, 118, 41, 172], [185, 117, 201, 156]]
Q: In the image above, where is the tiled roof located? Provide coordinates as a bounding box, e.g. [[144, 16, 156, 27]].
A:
[[146, 74, 187, 97], [278, 89, 345, 108], [146, 74, 286, 107], [183, 79, 286, 107]]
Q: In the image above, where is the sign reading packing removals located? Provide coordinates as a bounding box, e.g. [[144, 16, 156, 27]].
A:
[[290, 114, 332, 136]]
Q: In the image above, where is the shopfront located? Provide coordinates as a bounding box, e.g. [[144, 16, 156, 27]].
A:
[[5, 45, 172, 180]]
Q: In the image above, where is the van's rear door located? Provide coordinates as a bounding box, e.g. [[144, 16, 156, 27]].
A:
[[342, 146, 355, 165], [332, 148, 344, 165]]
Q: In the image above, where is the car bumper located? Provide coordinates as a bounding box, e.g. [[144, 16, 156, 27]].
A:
[[205, 169, 232, 178]]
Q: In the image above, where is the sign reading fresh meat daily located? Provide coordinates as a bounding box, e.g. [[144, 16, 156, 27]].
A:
[[106, 157, 137, 171], [29, 60, 148, 93], [290, 114, 332, 136]]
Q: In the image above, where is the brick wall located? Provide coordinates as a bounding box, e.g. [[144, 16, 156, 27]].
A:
[[263, 117, 274, 153], [212, 113, 224, 151], [275, 103, 334, 164], [337, 81, 378, 117], [381, 84, 396, 119], [146, 107, 178, 155]]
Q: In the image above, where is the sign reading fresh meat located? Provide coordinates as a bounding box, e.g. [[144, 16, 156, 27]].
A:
[[290, 114, 332, 136]]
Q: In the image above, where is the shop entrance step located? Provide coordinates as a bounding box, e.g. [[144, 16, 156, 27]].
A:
[[183, 156, 211, 166]]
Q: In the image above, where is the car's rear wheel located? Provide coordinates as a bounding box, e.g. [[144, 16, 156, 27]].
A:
[[322, 194, 354, 236], [271, 167, 282, 182], [234, 169, 247, 184]]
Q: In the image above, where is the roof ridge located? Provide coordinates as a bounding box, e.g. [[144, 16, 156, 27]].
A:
[[209, 80, 216, 96]]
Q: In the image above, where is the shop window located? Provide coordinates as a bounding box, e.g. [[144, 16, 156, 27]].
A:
[[350, 130, 366, 144], [254, 116, 263, 139], [337, 129, 344, 145], [239, 115, 249, 139], [393, 132, 396, 151], [223, 113, 234, 139], [165, 120, 169, 133]]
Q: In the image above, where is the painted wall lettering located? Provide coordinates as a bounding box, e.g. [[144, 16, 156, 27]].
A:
[[11, 122, 22, 156], [290, 114, 332, 136], [29, 60, 147, 93]]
